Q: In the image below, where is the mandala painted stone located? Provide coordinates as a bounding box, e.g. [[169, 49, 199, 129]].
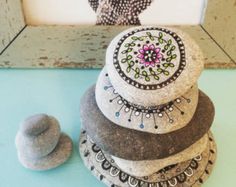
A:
[[106, 26, 204, 106], [114, 28, 185, 86], [96, 67, 199, 134], [79, 131, 217, 187], [80, 85, 214, 160]]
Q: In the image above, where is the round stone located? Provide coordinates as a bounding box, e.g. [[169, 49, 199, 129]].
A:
[[17, 133, 72, 171], [96, 67, 199, 134], [80, 85, 214, 160], [79, 130, 217, 187], [106, 26, 204, 106], [20, 114, 50, 136], [112, 134, 208, 177], [15, 115, 61, 159]]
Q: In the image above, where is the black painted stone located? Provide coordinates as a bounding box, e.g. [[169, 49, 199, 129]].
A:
[[80, 85, 215, 161]]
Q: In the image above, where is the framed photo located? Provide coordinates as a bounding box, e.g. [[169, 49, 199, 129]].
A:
[[0, 0, 235, 68]]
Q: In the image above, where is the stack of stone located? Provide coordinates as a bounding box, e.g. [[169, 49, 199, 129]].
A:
[[15, 114, 72, 171], [79, 26, 217, 187]]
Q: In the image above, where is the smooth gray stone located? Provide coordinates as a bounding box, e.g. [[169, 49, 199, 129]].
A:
[[15, 116, 61, 159], [17, 133, 72, 171], [80, 85, 215, 160], [112, 134, 208, 177], [20, 114, 50, 136]]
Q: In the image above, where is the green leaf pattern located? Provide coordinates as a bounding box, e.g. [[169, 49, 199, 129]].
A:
[[120, 31, 178, 82]]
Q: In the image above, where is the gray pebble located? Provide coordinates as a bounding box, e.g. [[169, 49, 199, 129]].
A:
[[20, 114, 50, 136], [15, 116, 61, 159], [18, 133, 72, 171]]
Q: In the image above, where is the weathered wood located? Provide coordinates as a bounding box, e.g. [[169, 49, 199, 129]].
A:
[[174, 25, 235, 68], [203, 0, 236, 63], [0, 0, 26, 53], [0, 25, 128, 68], [0, 25, 235, 68]]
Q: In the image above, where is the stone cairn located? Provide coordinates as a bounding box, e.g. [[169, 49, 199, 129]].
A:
[[79, 26, 217, 187], [88, 0, 153, 25], [15, 114, 72, 171]]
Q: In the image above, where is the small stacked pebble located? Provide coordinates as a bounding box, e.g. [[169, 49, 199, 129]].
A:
[[15, 114, 72, 171], [79, 26, 217, 186], [88, 0, 153, 25]]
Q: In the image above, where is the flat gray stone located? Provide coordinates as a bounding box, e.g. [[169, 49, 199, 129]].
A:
[[20, 114, 50, 136], [18, 133, 72, 171], [106, 26, 204, 106], [15, 116, 61, 159], [79, 130, 217, 187], [96, 67, 199, 134], [112, 134, 208, 177], [80, 85, 214, 160]]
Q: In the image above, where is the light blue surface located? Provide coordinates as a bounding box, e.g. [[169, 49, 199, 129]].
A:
[[0, 69, 235, 187]]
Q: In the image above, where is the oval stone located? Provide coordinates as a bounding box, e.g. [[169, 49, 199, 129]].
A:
[[112, 133, 208, 177], [15, 116, 61, 159], [96, 67, 199, 134], [17, 133, 72, 171], [106, 26, 204, 106], [20, 114, 50, 136], [80, 85, 214, 160]]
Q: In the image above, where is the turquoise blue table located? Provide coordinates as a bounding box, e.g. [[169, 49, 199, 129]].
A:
[[0, 69, 235, 187]]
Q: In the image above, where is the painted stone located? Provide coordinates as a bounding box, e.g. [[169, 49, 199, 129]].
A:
[[96, 67, 199, 134], [112, 134, 208, 177], [15, 114, 61, 159], [79, 130, 217, 187], [80, 85, 214, 160], [106, 26, 204, 106], [18, 133, 72, 171]]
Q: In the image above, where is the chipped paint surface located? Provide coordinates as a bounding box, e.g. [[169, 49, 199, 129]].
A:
[[0, 0, 235, 68], [203, 0, 236, 63], [174, 26, 235, 68], [0, 25, 234, 68], [0, 26, 128, 68], [0, 0, 25, 53]]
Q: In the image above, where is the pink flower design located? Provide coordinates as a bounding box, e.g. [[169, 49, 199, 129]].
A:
[[137, 44, 163, 67]]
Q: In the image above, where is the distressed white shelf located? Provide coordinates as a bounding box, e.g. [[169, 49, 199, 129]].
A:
[[0, 0, 235, 68]]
